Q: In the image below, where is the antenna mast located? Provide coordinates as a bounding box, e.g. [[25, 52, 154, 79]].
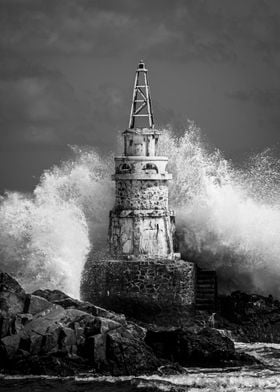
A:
[[128, 60, 154, 129]]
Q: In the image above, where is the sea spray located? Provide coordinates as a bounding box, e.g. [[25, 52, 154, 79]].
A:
[[159, 123, 280, 296], [0, 147, 114, 298], [1, 123, 280, 298]]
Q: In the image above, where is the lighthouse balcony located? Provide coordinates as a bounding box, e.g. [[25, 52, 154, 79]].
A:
[[114, 156, 171, 178], [112, 173, 172, 180], [110, 208, 175, 217]]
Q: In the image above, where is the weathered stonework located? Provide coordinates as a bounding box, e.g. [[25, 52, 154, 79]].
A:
[[115, 180, 168, 210], [110, 158, 174, 259], [83, 259, 196, 325]]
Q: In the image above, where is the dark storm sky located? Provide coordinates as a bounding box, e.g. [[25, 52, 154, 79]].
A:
[[1, 0, 280, 192]]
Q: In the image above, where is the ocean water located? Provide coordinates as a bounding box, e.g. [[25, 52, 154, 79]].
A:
[[1, 343, 280, 392]]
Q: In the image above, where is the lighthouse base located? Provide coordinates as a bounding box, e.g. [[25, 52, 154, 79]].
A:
[[81, 258, 196, 326]]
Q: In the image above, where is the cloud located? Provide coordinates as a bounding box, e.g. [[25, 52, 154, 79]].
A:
[[1, 0, 280, 66], [0, 0, 138, 56], [0, 56, 135, 151], [0, 60, 88, 147], [141, 0, 280, 65], [227, 88, 280, 107], [1, 1, 280, 153]]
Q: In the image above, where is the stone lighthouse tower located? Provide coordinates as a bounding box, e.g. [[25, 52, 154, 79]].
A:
[[109, 60, 175, 260], [82, 61, 198, 324]]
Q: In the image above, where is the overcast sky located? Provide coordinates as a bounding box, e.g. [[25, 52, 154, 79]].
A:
[[1, 0, 280, 192]]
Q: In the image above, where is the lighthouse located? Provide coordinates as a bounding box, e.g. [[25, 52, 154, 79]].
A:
[[81, 61, 215, 325], [109, 60, 175, 260]]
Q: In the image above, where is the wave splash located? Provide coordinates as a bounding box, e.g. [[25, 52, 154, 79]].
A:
[[0, 147, 114, 298], [159, 123, 280, 296], [1, 124, 280, 297]]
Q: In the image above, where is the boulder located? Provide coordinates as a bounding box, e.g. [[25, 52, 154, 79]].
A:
[[0, 271, 159, 376], [145, 327, 255, 367], [0, 273, 26, 314], [33, 289, 126, 325], [218, 291, 280, 342], [0, 272, 27, 338], [23, 304, 66, 336], [0, 272, 25, 298], [106, 326, 161, 376], [18, 306, 96, 357], [28, 295, 54, 315]]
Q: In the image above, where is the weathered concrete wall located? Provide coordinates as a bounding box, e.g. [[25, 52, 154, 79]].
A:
[[109, 210, 175, 258], [123, 129, 161, 157], [115, 180, 168, 210], [110, 176, 175, 258], [82, 259, 196, 325]]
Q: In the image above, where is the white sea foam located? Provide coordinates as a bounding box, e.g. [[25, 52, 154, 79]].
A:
[[159, 123, 280, 296], [0, 146, 114, 298], [1, 123, 280, 298]]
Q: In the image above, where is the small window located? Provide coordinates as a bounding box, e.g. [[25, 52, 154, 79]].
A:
[[142, 163, 158, 173], [129, 140, 133, 146], [118, 163, 131, 173]]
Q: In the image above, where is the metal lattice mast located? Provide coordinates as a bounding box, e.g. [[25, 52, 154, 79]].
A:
[[128, 60, 154, 129]]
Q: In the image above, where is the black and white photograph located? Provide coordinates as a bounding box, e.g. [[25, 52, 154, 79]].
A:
[[1, 1, 280, 391]]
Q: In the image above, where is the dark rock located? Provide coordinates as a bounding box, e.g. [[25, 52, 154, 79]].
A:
[[0, 314, 12, 338], [80, 324, 160, 375], [23, 304, 66, 335], [145, 327, 255, 367], [14, 313, 33, 334], [32, 289, 72, 302], [84, 334, 107, 369], [28, 295, 54, 315], [1, 334, 21, 359], [9, 352, 92, 376], [218, 291, 280, 342], [0, 271, 258, 376], [0, 272, 27, 338], [126, 320, 147, 340], [106, 326, 161, 375], [20, 307, 97, 357], [91, 316, 121, 334], [33, 289, 126, 325], [0, 272, 25, 298], [0, 272, 162, 376]]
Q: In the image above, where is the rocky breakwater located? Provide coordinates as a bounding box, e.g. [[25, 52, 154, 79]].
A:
[[0, 271, 256, 376], [217, 291, 280, 343]]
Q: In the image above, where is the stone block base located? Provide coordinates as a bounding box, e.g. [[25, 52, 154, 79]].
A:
[[81, 258, 196, 326]]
